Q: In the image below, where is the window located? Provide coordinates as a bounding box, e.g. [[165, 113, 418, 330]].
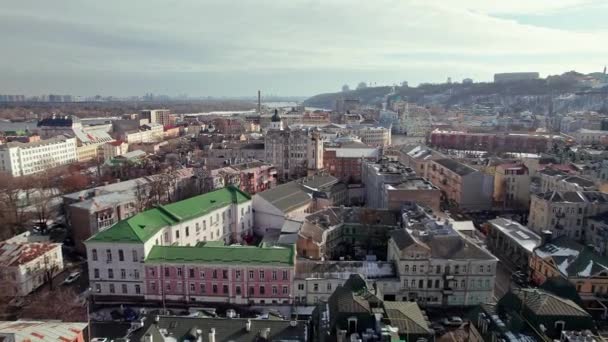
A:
[[189, 269, 195, 278], [259, 270, 265, 280], [175, 230, 180, 239], [463, 265, 467, 273], [134, 270, 140, 279], [298, 284, 304, 290], [121, 269, 126, 279], [164, 232, 169, 242], [177, 268, 182, 277], [223, 270, 228, 279], [427, 279, 433, 288], [92, 249, 98, 261], [455, 265, 460, 274], [166, 283, 171, 291], [106, 249, 112, 262], [412, 265, 417, 273], [249, 270, 254, 279], [436, 265, 441, 274], [122, 284, 128, 294], [150, 268, 156, 277], [241, 207, 244, 216], [236, 270, 241, 279], [203, 220, 206, 230], [165, 267, 170, 277], [212, 284, 218, 294], [411, 280, 416, 288], [108, 269, 114, 279], [118, 249, 124, 261], [404, 265, 409, 273], [185, 226, 189, 237], [260, 286, 265, 295], [200, 270, 205, 279], [314, 283, 319, 291], [200, 284, 206, 293], [212, 270, 218, 279], [223, 285, 229, 294], [272, 271, 277, 280], [272, 286, 278, 295], [477, 280, 482, 289], [190, 283, 195, 292], [135, 285, 141, 294], [249, 287, 255, 295], [132, 250, 138, 262], [236, 286, 242, 295], [327, 283, 332, 291], [461, 280, 465, 288], [419, 279, 424, 289], [283, 286, 289, 295], [282, 270, 288, 280], [485, 279, 490, 289], [109, 284, 115, 293], [435, 279, 440, 288], [93, 269, 99, 278]]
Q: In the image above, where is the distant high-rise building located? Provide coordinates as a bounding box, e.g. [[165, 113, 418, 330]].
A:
[[140, 109, 171, 125]]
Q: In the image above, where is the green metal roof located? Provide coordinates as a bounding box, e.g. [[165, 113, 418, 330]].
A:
[[86, 186, 251, 244], [144, 243, 295, 266]]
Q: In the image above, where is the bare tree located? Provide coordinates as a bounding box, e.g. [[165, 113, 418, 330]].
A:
[[41, 254, 60, 291], [0, 173, 29, 240], [21, 287, 86, 322]]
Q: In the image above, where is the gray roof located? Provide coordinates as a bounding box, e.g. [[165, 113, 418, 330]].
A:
[[256, 175, 339, 213], [562, 176, 596, 188], [516, 289, 590, 317], [535, 191, 608, 203], [488, 218, 541, 253], [383, 302, 432, 336], [391, 228, 496, 260], [433, 158, 477, 176]]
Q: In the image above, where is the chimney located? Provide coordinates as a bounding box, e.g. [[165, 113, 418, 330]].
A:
[[245, 319, 252, 332], [208, 328, 216, 342], [257, 90, 261, 113], [541, 230, 553, 245]]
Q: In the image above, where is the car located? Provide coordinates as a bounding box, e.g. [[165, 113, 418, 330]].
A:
[[62, 271, 81, 285], [441, 316, 463, 326]]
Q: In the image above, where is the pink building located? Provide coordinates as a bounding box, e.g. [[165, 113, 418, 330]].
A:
[[144, 243, 295, 305], [204, 161, 278, 195]]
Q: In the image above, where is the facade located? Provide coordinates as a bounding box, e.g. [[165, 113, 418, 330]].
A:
[[202, 141, 266, 168], [528, 191, 608, 238], [0, 136, 77, 177], [429, 129, 560, 154], [102, 140, 129, 161], [144, 243, 295, 304], [493, 163, 530, 209], [539, 169, 597, 192], [0, 241, 63, 297], [140, 109, 171, 125], [427, 158, 494, 212], [486, 218, 541, 267], [123, 123, 164, 144], [201, 161, 277, 195], [354, 126, 391, 147], [383, 178, 441, 212], [323, 137, 379, 183], [361, 158, 416, 209], [85, 186, 253, 299], [572, 128, 608, 145], [393, 145, 444, 179], [384, 212, 498, 306], [586, 214, 608, 256], [264, 110, 324, 181]]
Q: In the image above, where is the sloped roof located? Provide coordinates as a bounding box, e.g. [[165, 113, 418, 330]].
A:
[[516, 289, 590, 317], [0, 321, 87, 342], [534, 236, 608, 278], [0, 242, 60, 266], [433, 158, 477, 176], [383, 302, 432, 336], [87, 186, 250, 244], [256, 182, 312, 213]]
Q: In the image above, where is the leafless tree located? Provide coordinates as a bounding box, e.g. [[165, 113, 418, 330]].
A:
[[21, 287, 86, 322], [41, 254, 60, 291], [0, 173, 29, 240]]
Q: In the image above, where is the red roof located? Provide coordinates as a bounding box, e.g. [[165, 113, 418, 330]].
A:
[[0, 242, 59, 266], [108, 140, 124, 146]]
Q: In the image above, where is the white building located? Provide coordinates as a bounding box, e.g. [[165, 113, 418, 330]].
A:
[[0, 135, 77, 177], [85, 186, 253, 298], [353, 126, 391, 147], [123, 123, 164, 144], [0, 241, 63, 297], [572, 128, 608, 145]]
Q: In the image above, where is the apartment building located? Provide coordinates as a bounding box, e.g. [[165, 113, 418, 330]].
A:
[[354, 126, 391, 147], [393, 145, 444, 179], [584, 214, 608, 256], [493, 163, 531, 209], [0, 241, 63, 297], [528, 191, 608, 239], [323, 137, 379, 183], [539, 169, 597, 192], [572, 128, 608, 145], [122, 123, 164, 144], [0, 136, 77, 176], [383, 178, 441, 212], [486, 218, 541, 267], [102, 140, 129, 161], [201, 161, 277, 195], [427, 158, 494, 212], [144, 243, 295, 304], [140, 109, 171, 126], [429, 129, 559, 154], [85, 186, 253, 298], [361, 158, 416, 209]]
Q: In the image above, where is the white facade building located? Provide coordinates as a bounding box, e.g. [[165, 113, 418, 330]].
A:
[[0, 136, 77, 176]]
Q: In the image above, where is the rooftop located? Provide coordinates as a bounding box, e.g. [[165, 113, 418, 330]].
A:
[[488, 218, 541, 253], [387, 177, 438, 191], [433, 158, 478, 176], [535, 191, 608, 203], [516, 288, 590, 317], [0, 321, 87, 342], [383, 302, 432, 336], [0, 242, 60, 266], [256, 175, 339, 213], [534, 236, 608, 278], [145, 242, 295, 266], [87, 186, 250, 244], [1, 135, 73, 149]]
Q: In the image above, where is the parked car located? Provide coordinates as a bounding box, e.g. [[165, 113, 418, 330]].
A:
[[62, 271, 81, 285], [441, 316, 463, 326]]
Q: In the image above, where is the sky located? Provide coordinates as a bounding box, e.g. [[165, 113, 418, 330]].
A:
[[1, 0, 607, 97]]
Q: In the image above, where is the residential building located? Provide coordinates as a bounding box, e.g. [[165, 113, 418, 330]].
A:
[[264, 110, 324, 180], [586, 214, 608, 256], [64, 169, 197, 252], [361, 158, 416, 209], [493, 163, 531, 209], [297, 207, 400, 260], [392, 145, 444, 178], [211, 117, 245, 134], [162, 125, 180, 139], [384, 205, 498, 306], [101, 140, 129, 161], [202, 141, 266, 169], [201, 161, 277, 195], [0, 241, 63, 297], [0, 135, 77, 177], [312, 274, 433, 342], [354, 126, 391, 147], [528, 191, 608, 238], [294, 259, 395, 305], [122, 123, 164, 144], [530, 235, 608, 317], [253, 174, 346, 233], [0, 321, 87, 342], [572, 128, 608, 145], [429, 129, 561, 154], [427, 158, 494, 211], [144, 242, 295, 304], [486, 218, 541, 267], [85, 186, 253, 299], [116, 315, 308, 342], [383, 178, 441, 212], [323, 136, 379, 183], [140, 109, 171, 125], [539, 169, 597, 192]]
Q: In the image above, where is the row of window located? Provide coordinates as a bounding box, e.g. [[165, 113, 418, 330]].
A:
[[150, 282, 289, 296], [91, 248, 138, 262], [403, 264, 493, 274], [96, 283, 141, 295], [150, 267, 289, 281], [404, 278, 491, 290], [94, 268, 140, 280]]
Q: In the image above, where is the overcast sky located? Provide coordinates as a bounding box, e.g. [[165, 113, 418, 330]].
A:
[[1, 0, 607, 97]]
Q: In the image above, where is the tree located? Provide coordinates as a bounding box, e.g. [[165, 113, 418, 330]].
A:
[[356, 82, 368, 90], [29, 164, 61, 233], [341, 84, 350, 92], [41, 254, 60, 291], [21, 287, 86, 322], [0, 173, 29, 240], [60, 173, 91, 193]]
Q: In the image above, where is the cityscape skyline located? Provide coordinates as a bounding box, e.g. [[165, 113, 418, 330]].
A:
[[1, 0, 607, 97]]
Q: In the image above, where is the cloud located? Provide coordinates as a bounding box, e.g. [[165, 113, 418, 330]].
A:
[[0, 0, 606, 96]]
